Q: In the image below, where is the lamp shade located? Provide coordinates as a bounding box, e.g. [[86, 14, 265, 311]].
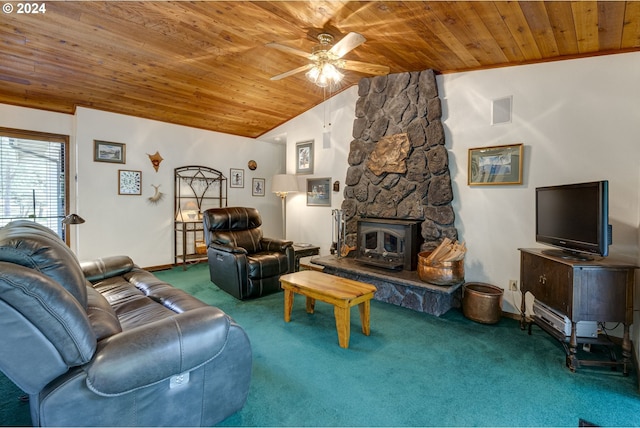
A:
[[62, 213, 85, 224], [271, 174, 299, 194], [183, 201, 199, 211]]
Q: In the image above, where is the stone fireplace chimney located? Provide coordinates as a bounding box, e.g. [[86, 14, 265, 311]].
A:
[[341, 69, 458, 253]]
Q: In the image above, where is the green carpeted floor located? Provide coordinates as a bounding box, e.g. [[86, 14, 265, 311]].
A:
[[2, 262, 640, 426]]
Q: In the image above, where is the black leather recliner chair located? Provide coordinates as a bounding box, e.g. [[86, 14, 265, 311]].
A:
[[202, 207, 293, 300], [0, 220, 252, 426]]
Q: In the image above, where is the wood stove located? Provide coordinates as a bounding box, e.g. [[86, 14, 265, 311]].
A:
[[355, 218, 422, 271]]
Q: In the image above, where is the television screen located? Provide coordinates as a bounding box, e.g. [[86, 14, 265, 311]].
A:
[[535, 180, 610, 260]]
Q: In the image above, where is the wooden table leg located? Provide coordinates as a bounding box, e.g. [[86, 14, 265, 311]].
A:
[[334, 305, 351, 348], [567, 322, 578, 372], [622, 323, 631, 376], [284, 288, 294, 322], [306, 297, 316, 314], [358, 300, 371, 336]]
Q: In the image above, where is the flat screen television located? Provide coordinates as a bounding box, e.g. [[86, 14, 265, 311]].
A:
[[535, 180, 611, 260]]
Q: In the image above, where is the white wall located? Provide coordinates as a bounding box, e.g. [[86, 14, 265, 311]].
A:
[[74, 108, 286, 267], [261, 87, 358, 251], [262, 52, 640, 315], [442, 53, 640, 312], [1, 104, 286, 267], [0, 104, 74, 136]]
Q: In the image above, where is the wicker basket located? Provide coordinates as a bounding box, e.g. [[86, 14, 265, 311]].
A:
[[195, 240, 207, 255]]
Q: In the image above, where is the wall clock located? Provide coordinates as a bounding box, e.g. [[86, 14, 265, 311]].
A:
[[118, 170, 142, 195]]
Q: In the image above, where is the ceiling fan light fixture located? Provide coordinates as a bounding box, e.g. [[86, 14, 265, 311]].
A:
[[306, 62, 343, 88], [269, 31, 387, 87], [306, 66, 320, 82], [323, 63, 343, 81]]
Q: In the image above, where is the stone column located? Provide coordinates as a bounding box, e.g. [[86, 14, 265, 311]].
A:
[[342, 69, 458, 251]]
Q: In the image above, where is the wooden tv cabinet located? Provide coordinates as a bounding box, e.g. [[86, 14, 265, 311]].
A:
[[519, 248, 636, 375]]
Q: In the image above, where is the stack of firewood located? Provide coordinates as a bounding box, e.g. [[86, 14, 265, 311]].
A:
[[424, 238, 466, 262]]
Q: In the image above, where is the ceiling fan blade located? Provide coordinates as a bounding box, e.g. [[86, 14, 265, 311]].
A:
[[329, 32, 366, 58], [341, 60, 390, 76], [265, 42, 310, 59], [270, 64, 314, 81]]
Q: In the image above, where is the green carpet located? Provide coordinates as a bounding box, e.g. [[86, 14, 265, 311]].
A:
[[2, 263, 640, 426]]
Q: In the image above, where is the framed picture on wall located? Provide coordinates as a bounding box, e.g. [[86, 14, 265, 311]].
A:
[[230, 168, 244, 188], [306, 177, 331, 206], [94, 140, 125, 164], [296, 140, 314, 174], [252, 178, 265, 196], [118, 170, 142, 195], [468, 143, 523, 185]]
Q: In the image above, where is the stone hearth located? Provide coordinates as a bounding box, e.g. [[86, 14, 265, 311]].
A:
[[313, 255, 462, 316]]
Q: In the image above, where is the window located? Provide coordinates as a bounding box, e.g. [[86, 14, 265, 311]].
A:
[[0, 128, 69, 241]]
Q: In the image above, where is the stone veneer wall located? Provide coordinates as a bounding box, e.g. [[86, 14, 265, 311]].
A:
[[341, 69, 458, 252]]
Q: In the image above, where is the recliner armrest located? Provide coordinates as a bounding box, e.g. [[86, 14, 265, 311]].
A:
[[81, 256, 135, 282], [261, 238, 293, 253], [209, 241, 248, 254], [85, 306, 231, 396]]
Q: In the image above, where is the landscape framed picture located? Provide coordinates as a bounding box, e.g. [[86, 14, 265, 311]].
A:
[[306, 177, 331, 206], [230, 168, 244, 188], [118, 169, 142, 195], [296, 140, 314, 174], [252, 178, 265, 196], [94, 140, 125, 163], [468, 143, 523, 185]]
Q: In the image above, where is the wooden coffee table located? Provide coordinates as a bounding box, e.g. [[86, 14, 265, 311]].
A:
[[279, 270, 377, 348]]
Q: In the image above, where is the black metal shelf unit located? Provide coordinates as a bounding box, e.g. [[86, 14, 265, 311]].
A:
[[174, 166, 227, 269]]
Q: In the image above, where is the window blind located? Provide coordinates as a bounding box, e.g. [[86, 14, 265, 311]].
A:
[[0, 128, 69, 239]]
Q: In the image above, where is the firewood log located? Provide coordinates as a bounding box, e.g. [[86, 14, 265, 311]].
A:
[[425, 237, 452, 262], [425, 238, 466, 262]]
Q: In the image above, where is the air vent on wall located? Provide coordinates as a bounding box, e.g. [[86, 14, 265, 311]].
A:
[[491, 96, 512, 125]]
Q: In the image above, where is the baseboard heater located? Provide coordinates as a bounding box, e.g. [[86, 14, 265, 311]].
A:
[[533, 299, 598, 339]]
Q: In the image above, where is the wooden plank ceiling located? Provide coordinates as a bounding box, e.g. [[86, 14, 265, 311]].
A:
[[1, 1, 639, 138]]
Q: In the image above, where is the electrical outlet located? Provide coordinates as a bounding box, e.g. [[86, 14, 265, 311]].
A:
[[509, 280, 518, 291]]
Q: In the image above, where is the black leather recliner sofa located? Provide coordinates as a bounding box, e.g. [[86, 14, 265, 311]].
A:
[[0, 220, 252, 426], [202, 207, 293, 300]]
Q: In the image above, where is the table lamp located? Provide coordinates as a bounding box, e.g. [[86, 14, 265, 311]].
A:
[[62, 213, 85, 251], [271, 174, 299, 239], [182, 201, 199, 220]]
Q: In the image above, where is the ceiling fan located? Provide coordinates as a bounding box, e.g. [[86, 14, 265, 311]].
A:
[[267, 32, 390, 88]]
